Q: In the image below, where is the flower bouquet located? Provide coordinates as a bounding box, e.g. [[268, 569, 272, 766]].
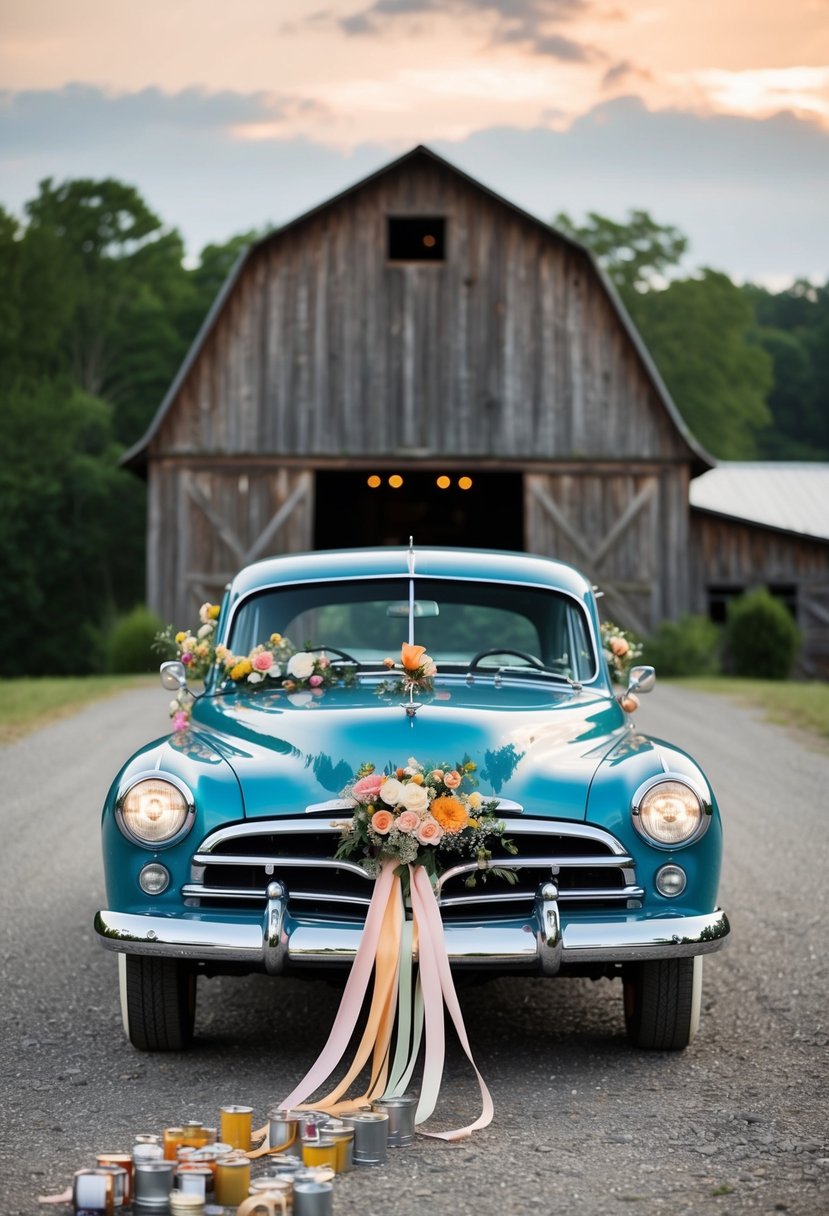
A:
[[334, 757, 517, 887]]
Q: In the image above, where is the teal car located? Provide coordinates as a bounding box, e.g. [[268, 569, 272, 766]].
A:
[[96, 547, 729, 1052]]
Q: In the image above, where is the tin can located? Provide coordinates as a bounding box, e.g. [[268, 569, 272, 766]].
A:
[[132, 1142, 164, 1164], [94, 1165, 128, 1208], [73, 1169, 114, 1216], [293, 1180, 334, 1216], [267, 1107, 302, 1149], [342, 1110, 388, 1166], [322, 1126, 354, 1173], [371, 1094, 418, 1147], [301, 1136, 338, 1170], [95, 1155, 133, 1204], [133, 1158, 175, 1206], [175, 1164, 213, 1197]]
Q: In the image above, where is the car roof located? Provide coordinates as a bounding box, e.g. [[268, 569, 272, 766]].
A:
[[227, 546, 594, 604]]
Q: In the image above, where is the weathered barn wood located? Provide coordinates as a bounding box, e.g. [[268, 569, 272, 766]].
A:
[[126, 145, 828, 675], [691, 510, 829, 676]]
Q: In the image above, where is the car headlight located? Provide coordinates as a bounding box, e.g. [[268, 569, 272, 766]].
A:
[[632, 775, 710, 848], [116, 774, 194, 847]]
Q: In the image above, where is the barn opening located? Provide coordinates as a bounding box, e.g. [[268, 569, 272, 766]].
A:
[[313, 470, 524, 551]]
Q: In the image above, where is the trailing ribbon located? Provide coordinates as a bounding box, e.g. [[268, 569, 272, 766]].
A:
[[275, 860, 493, 1140]]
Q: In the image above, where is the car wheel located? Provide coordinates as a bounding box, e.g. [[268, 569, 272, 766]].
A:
[[622, 956, 702, 1050], [118, 953, 196, 1051]]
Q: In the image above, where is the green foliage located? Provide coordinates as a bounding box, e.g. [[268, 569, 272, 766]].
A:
[[554, 208, 688, 295], [725, 588, 800, 680], [630, 271, 774, 457], [744, 279, 829, 459], [106, 605, 164, 673], [0, 377, 146, 675], [556, 209, 782, 459], [641, 615, 722, 677]]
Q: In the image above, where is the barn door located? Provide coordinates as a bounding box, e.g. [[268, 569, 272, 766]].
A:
[[525, 472, 665, 636], [176, 468, 313, 621]]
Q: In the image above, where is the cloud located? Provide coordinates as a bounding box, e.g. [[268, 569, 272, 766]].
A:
[[601, 59, 652, 89], [1, 86, 827, 282], [339, 0, 596, 58]]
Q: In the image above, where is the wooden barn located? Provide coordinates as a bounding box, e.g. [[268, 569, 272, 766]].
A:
[[124, 145, 829, 674]]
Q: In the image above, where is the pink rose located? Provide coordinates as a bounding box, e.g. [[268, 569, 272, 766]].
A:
[[415, 817, 444, 845], [352, 773, 385, 802], [181, 652, 193, 665], [252, 652, 274, 672], [171, 711, 189, 732], [610, 636, 629, 657], [371, 810, 395, 835], [396, 810, 420, 834], [443, 770, 462, 789], [308, 674, 323, 687]]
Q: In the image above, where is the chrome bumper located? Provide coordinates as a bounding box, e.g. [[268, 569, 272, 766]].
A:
[[95, 882, 730, 975]]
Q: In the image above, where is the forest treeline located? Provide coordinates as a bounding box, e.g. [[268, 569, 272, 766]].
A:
[[1, 178, 827, 675]]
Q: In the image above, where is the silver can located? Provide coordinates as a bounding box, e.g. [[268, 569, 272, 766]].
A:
[[341, 1110, 388, 1166], [133, 1159, 175, 1206], [267, 1107, 302, 1149], [371, 1094, 418, 1147], [293, 1180, 334, 1216]]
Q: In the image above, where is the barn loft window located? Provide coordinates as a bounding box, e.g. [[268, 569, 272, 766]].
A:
[[388, 216, 446, 262]]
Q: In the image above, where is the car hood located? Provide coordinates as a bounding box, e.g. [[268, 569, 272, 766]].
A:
[[190, 681, 630, 822]]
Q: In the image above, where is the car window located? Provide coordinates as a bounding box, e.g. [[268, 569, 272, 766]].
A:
[[228, 578, 596, 680]]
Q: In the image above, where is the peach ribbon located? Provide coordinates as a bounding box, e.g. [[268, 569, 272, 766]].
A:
[[271, 858, 493, 1141]]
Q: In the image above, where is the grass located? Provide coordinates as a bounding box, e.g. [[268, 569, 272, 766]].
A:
[[0, 674, 155, 745], [672, 676, 829, 744]]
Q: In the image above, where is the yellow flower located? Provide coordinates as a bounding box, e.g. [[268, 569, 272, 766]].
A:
[[270, 632, 282, 644], [230, 658, 253, 680], [175, 631, 187, 644], [467, 818, 479, 828], [431, 796, 469, 835], [467, 791, 482, 810], [208, 604, 221, 619]]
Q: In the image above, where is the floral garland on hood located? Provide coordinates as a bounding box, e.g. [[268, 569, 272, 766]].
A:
[[155, 604, 343, 730]]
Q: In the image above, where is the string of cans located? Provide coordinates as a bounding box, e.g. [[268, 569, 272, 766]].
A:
[[62, 1094, 418, 1216]]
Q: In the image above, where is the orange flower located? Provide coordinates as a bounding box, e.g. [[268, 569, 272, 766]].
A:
[[401, 643, 426, 671], [371, 810, 395, 835], [431, 796, 469, 834], [443, 770, 462, 789]]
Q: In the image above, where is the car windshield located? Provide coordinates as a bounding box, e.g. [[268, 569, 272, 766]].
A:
[[227, 577, 597, 682]]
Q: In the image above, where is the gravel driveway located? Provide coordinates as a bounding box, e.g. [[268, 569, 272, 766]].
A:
[[0, 683, 827, 1215]]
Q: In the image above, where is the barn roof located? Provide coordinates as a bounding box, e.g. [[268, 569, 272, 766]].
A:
[[122, 143, 712, 474], [690, 462, 829, 542]]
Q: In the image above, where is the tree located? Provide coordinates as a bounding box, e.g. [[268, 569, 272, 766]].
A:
[[633, 271, 773, 457], [554, 208, 688, 298], [556, 210, 773, 457]]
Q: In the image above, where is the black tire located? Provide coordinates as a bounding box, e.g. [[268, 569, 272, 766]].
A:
[[623, 957, 701, 1050], [121, 954, 196, 1051]]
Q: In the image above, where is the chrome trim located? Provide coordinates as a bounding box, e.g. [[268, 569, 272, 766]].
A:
[[199, 818, 342, 852], [535, 881, 562, 975], [94, 908, 730, 968], [191, 853, 373, 882], [631, 772, 712, 851], [263, 880, 287, 975], [115, 770, 196, 850]]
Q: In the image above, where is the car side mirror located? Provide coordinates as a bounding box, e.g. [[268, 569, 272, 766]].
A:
[[625, 665, 656, 697], [160, 660, 188, 692]]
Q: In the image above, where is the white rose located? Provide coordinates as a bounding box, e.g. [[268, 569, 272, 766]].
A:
[[398, 782, 429, 815], [379, 777, 405, 806], [287, 652, 315, 680]]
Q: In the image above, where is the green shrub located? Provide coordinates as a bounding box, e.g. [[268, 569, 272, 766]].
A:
[[641, 614, 722, 677], [106, 605, 164, 673], [725, 587, 800, 680]]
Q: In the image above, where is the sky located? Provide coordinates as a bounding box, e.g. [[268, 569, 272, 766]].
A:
[[2, 0, 828, 285]]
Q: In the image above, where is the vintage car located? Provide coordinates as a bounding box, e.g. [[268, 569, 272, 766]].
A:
[[96, 546, 729, 1053]]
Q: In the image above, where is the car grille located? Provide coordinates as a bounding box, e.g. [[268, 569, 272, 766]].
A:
[[182, 816, 642, 919]]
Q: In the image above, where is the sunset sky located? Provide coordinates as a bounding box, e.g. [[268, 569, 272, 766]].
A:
[[2, 0, 828, 283]]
